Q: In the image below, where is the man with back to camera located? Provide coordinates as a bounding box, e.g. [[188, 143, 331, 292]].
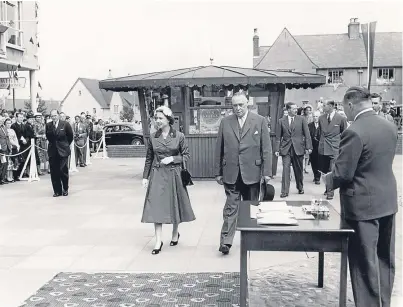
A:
[[215, 91, 272, 255], [46, 109, 73, 197], [323, 86, 398, 307], [275, 102, 312, 198]]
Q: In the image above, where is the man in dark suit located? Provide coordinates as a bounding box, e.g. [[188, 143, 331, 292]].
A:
[[318, 100, 348, 200], [308, 110, 321, 184], [11, 112, 28, 180], [324, 86, 398, 307], [46, 109, 74, 197], [275, 102, 312, 198], [215, 92, 272, 255]]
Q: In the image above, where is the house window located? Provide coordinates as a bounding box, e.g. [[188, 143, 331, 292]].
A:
[[114, 105, 119, 113], [78, 90, 82, 96], [377, 68, 394, 82], [1, 1, 23, 47], [93, 108, 96, 114], [327, 70, 344, 84]]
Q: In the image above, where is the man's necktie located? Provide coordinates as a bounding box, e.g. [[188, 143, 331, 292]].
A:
[[290, 117, 294, 129], [327, 115, 331, 124]]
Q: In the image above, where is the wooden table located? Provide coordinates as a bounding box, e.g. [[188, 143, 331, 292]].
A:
[[236, 200, 354, 307]]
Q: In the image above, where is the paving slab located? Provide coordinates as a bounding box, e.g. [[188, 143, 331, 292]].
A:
[[0, 156, 401, 307]]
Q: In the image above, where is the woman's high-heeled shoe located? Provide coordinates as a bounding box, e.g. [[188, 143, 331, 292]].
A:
[[152, 242, 163, 255], [170, 233, 180, 246]]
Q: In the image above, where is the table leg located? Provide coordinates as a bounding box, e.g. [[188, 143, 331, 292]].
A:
[[339, 237, 349, 307], [240, 233, 248, 307], [318, 252, 324, 288]]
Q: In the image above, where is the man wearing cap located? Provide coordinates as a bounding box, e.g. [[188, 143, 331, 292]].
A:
[[318, 100, 348, 200], [215, 92, 272, 255], [323, 86, 398, 307]]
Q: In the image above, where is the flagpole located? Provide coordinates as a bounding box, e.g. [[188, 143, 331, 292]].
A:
[[367, 22, 370, 87]]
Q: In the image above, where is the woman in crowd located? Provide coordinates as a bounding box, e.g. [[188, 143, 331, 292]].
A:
[[4, 118, 19, 182], [33, 113, 47, 175], [141, 106, 195, 255], [303, 105, 313, 174]]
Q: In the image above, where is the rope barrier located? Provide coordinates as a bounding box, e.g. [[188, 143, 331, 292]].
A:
[[89, 136, 103, 143], [74, 139, 88, 149], [0, 145, 32, 157]]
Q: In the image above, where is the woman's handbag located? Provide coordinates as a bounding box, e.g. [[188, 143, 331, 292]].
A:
[[181, 160, 193, 187]]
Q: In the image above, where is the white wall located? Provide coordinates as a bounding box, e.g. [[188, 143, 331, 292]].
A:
[[61, 80, 103, 118], [109, 92, 123, 122]]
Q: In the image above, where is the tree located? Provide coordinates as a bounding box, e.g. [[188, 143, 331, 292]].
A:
[[24, 99, 47, 114], [120, 104, 134, 122]]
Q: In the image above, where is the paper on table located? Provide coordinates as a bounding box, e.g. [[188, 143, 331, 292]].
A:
[[259, 201, 289, 212], [257, 212, 298, 225]]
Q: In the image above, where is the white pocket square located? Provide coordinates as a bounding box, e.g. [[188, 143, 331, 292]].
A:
[[334, 124, 339, 126], [254, 131, 259, 135], [60, 128, 64, 131]]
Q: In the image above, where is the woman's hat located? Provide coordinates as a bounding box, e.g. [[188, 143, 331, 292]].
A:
[[26, 113, 35, 119], [34, 112, 42, 117], [260, 179, 275, 201]]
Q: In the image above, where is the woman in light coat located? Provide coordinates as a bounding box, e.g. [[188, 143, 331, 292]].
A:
[[142, 106, 195, 255]]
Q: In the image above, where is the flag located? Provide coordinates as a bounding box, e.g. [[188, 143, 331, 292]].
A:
[[361, 21, 377, 90], [29, 37, 34, 44], [38, 82, 42, 89]]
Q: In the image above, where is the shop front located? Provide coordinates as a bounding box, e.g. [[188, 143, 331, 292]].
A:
[[99, 65, 326, 178]]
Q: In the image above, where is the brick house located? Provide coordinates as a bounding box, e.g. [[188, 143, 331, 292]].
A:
[[253, 18, 402, 107]]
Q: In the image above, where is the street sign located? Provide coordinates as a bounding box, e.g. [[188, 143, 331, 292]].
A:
[[0, 77, 26, 89]]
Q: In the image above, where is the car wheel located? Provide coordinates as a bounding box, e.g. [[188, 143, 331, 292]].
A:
[[131, 138, 143, 145]]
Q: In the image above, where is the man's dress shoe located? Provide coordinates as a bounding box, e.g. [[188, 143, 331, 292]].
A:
[[219, 244, 231, 255]]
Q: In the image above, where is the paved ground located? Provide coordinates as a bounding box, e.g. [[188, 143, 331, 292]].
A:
[[0, 156, 401, 307]]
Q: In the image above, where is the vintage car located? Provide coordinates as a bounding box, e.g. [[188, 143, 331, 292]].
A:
[[103, 123, 144, 145]]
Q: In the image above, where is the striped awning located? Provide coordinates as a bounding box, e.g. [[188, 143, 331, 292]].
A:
[[99, 65, 326, 91]]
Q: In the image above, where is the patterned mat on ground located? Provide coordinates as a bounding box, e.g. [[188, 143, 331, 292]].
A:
[[20, 272, 240, 307], [19, 253, 401, 307]]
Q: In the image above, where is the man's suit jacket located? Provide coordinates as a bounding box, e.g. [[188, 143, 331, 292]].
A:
[[0, 125, 11, 154], [24, 123, 35, 141], [72, 122, 88, 147], [325, 110, 398, 221], [318, 112, 348, 156], [275, 115, 312, 156], [214, 112, 272, 185], [46, 120, 74, 158], [11, 122, 26, 147], [308, 121, 320, 151]]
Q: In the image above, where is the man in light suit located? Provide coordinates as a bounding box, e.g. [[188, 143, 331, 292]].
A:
[[318, 100, 348, 200], [324, 86, 398, 307], [275, 102, 312, 198], [215, 92, 272, 255]]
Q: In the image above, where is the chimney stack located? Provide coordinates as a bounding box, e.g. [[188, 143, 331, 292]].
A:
[[348, 18, 360, 39], [253, 28, 259, 57]]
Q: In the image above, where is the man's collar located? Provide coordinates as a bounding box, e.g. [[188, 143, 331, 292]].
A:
[[242, 110, 248, 119], [354, 108, 373, 121]]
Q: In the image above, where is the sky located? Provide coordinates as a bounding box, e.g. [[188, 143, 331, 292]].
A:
[[8, 0, 403, 100]]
